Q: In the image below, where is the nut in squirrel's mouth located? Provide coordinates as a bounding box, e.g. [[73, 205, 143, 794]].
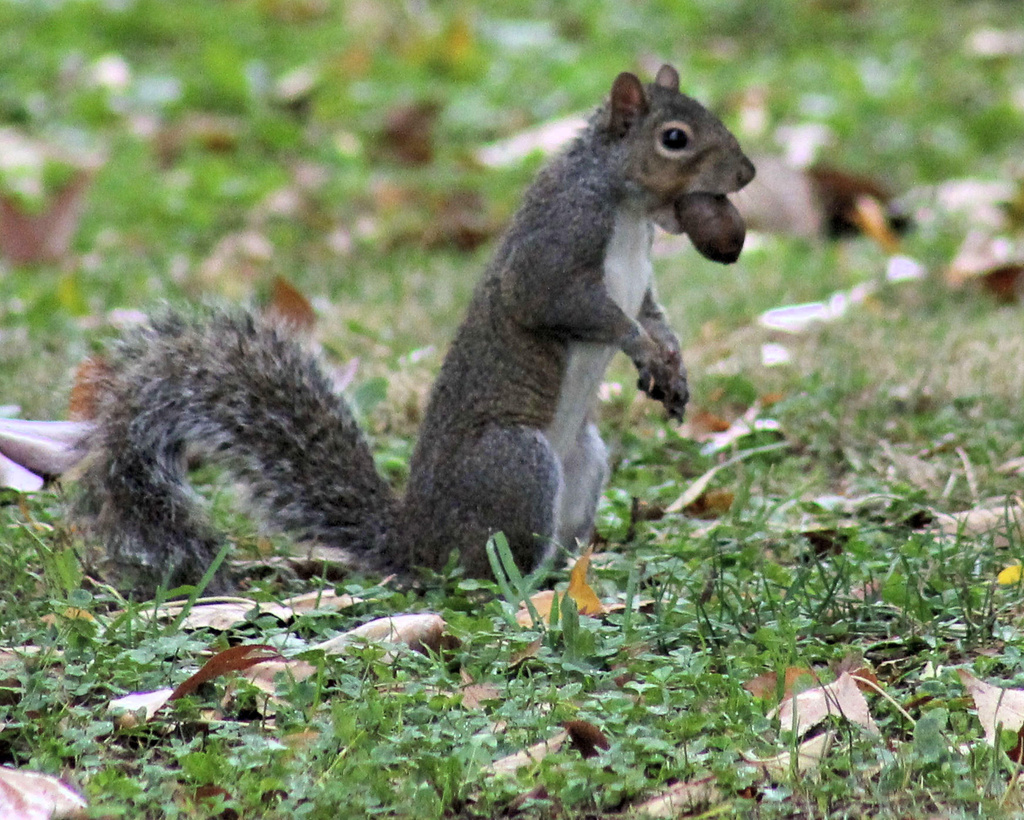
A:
[[652, 192, 747, 264]]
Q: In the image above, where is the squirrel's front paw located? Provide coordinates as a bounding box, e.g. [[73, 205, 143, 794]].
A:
[[636, 350, 688, 421]]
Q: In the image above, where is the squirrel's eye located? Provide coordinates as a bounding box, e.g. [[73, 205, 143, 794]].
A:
[[660, 127, 690, 151]]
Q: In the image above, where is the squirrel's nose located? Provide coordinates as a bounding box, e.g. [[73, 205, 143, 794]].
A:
[[736, 156, 756, 189]]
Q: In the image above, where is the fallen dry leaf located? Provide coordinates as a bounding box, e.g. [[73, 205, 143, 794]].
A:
[[487, 731, 568, 777], [0, 169, 98, 266], [243, 658, 317, 697], [107, 688, 175, 729], [566, 545, 605, 616], [0, 766, 87, 820], [170, 644, 284, 700], [516, 546, 605, 626], [933, 499, 1024, 549], [313, 613, 455, 656], [459, 682, 501, 710], [280, 589, 361, 612], [772, 671, 878, 736], [996, 456, 1024, 477], [632, 775, 721, 817], [946, 230, 1024, 290], [684, 488, 735, 518], [744, 667, 817, 702], [665, 438, 788, 515], [509, 638, 542, 667], [266, 276, 317, 332], [515, 590, 558, 627], [0, 418, 92, 491], [155, 598, 294, 631], [381, 101, 440, 166], [745, 730, 834, 778], [958, 669, 1024, 746]]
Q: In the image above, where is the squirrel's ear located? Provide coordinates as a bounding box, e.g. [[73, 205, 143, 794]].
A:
[[608, 72, 648, 136], [655, 64, 680, 91]]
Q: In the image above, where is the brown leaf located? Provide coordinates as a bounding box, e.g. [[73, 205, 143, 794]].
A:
[[509, 639, 542, 667], [381, 101, 440, 166], [979, 264, 1024, 302], [0, 168, 97, 266], [475, 115, 587, 168], [153, 114, 242, 166], [680, 409, 732, 441], [806, 164, 908, 243], [0, 766, 87, 820], [563, 720, 609, 759], [744, 667, 818, 702], [423, 190, 497, 251], [280, 590, 361, 612], [516, 549, 605, 627], [744, 671, 779, 700], [266, 276, 316, 332], [516, 590, 558, 627], [460, 682, 501, 710], [170, 645, 284, 701], [684, 488, 734, 518], [946, 230, 1024, 291]]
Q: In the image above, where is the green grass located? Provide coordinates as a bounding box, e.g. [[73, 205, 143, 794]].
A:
[[2, 0, 1024, 817]]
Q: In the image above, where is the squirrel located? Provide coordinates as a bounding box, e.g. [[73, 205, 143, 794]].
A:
[[72, 65, 755, 596]]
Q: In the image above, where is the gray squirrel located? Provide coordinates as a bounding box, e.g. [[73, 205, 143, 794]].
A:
[[73, 65, 754, 596]]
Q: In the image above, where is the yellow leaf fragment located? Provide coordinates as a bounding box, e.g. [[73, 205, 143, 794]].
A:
[[567, 545, 605, 616], [998, 565, 1023, 585]]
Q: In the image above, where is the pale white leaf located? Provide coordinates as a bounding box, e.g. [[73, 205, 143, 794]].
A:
[[0, 767, 86, 820], [773, 672, 878, 736], [959, 670, 1024, 746]]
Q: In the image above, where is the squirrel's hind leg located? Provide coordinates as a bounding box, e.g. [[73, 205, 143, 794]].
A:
[[553, 422, 608, 555], [406, 425, 562, 578]]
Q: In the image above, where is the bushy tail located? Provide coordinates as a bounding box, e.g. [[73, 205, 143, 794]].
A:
[[73, 310, 399, 595]]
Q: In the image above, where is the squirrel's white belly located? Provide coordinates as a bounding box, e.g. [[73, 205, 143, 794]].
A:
[[545, 209, 653, 458]]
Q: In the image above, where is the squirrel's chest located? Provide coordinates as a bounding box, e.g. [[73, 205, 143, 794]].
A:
[[602, 209, 654, 316], [545, 210, 653, 457]]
